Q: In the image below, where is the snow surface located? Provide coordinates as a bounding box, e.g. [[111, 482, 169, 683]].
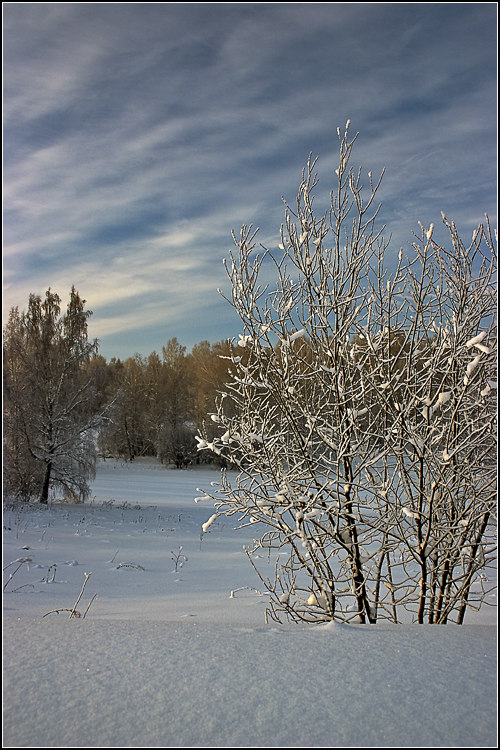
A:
[[3, 459, 497, 748]]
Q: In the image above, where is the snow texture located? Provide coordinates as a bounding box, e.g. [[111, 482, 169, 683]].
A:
[[3, 459, 497, 748]]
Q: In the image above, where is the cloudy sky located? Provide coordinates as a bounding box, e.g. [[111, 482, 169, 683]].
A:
[[3, 3, 497, 360]]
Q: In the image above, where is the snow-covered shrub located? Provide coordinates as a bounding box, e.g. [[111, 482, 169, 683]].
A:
[[197, 123, 497, 624]]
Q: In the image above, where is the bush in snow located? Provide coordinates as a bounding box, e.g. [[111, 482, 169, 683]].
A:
[[197, 122, 497, 625]]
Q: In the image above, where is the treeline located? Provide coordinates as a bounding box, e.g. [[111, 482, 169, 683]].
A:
[[5, 285, 494, 507], [90, 337, 238, 467], [2, 287, 240, 504]]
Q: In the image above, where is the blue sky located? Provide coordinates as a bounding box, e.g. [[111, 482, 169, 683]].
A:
[[3, 3, 497, 361]]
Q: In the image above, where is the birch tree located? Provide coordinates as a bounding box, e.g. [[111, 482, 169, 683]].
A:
[[3, 287, 104, 503], [196, 123, 497, 624]]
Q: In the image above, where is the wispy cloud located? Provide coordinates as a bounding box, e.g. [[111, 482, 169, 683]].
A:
[[3, 3, 497, 359]]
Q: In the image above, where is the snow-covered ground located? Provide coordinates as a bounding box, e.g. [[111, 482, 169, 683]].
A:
[[3, 459, 497, 748]]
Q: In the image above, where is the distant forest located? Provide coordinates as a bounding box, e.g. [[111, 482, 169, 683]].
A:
[[89, 336, 240, 467], [3, 287, 243, 505]]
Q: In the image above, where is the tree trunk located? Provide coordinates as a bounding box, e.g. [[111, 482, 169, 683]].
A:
[[40, 460, 52, 504]]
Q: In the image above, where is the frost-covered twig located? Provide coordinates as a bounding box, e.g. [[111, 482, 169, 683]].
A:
[[43, 572, 97, 619], [171, 546, 188, 572], [3, 557, 32, 592], [229, 585, 266, 598], [195, 122, 497, 625]]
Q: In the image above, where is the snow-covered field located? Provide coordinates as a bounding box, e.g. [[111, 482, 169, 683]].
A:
[[3, 459, 497, 748]]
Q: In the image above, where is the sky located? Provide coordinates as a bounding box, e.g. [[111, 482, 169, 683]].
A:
[[3, 2, 497, 361]]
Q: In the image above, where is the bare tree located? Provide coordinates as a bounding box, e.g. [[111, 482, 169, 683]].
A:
[[3, 287, 105, 503], [196, 122, 497, 624], [98, 355, 152, 462]]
